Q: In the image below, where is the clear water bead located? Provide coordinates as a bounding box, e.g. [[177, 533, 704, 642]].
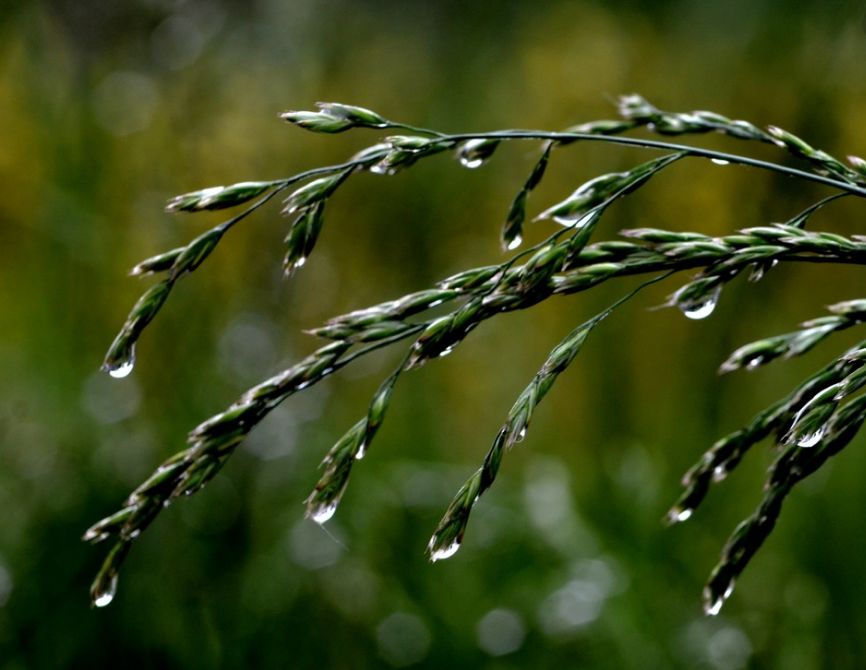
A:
[[108, 359, 135, 379], [309, 501, 338, 525], [552, 211, 597, 229], [704, 581, 735, 617], [93, 574, 118, 608], [705, 596, 724, 616], [746, 357, 763, 371], [681, 287, 720, 320], [457, 139, 494, 169], [355, 441, 367, 460], [796, 428, 824, 448], [667, 506, 693, 524], [683, 300, 716, 320], [459, 156, 485, 169], [429, 540, 461, 562]]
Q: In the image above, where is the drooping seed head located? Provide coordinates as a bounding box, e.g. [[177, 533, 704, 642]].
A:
[[283, 202, 325, 277], [282, 170, 349, 215], [171, 228, 225, 277], [130, 247, 185, 277], [280, 110, 354, 133], [89, 540, 130, 608], [315, 102, 388, 128], [166, 182, 274, 212], [305, 420, 366, 524]]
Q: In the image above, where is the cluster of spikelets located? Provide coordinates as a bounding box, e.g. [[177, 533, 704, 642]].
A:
[[86, 95, 866, 615]]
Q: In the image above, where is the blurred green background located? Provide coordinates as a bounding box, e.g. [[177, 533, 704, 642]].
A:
[[3, 0, 866, 667]]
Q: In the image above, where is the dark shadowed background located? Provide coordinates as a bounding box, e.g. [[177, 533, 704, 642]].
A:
[[3, 0, 866, 667]]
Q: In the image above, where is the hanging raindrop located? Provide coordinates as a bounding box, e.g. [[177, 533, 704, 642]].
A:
[[680, 286, 721, 320], [429, 540, 461, 562], [552, 211, 598, 229], [666, 506, 693, 524], [704, 580, 735, 616], [355, 441, 367, 460], [796, 427, 824, 448], [92, 574, 118, 608], [309, 501, 338, 525], [457, 139, 498, 169], [106, 346, 136, 379]]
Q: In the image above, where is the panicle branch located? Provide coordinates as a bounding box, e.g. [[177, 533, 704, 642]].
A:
[[88, 95, 866, 616]]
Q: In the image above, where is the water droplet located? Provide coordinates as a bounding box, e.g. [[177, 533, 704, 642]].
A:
[[705, 596, 723, 616], [355, 441, 367, 460], [406, 352, 426, 369], [457, 139, 495, 169], [459, 156, 485, 169], [785, 390, 835, 447], [667, 506, 693, 524], [309, 501, 338, 525], [681, 287, 720, 320], [704, 581, 735, 616], [748, 264, 765, 283], [429, 540, 461, 562], [369, 162, 398, 176], [107, 354, 136, 379], [515, 427, 527, 443], [506, 235, 523, 251], [711, 158, 730, 166], [712, 465, 727, 482], [438, 345, 455, 358], [93, 574, 117, 608], [552, 211, 598, 229], [746, 357, 763, 371], [294, 256, 307, 269], [749, 260, 777, 282], [796, 427, 824, 448], [83, 529, 108, 543]]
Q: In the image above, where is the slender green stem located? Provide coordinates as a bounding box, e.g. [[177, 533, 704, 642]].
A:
[[261, 127, 866, 203], [443, 131, 866, 198], [338, 325, 425, 367], [592, 270, 676, 320], [383, 121, 446, 137], [271, 151, 390, 190], [788, 191, 851, 224], [217, 184, 291, 233]]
